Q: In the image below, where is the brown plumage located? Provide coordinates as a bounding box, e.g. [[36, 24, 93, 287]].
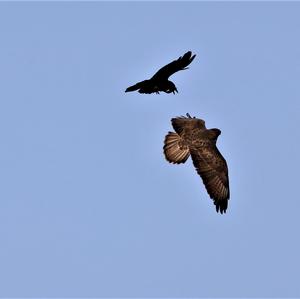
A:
[[125, 51, 196, 94], [163, 113, 230, 214]]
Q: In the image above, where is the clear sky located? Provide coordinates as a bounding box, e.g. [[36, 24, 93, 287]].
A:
[[0, 2, 300, 297]]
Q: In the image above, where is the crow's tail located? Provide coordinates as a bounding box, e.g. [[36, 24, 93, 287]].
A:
[[125, 81, 145, 92]]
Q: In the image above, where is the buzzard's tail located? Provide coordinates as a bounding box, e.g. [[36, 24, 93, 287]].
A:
[[163, 132, 190, 164]]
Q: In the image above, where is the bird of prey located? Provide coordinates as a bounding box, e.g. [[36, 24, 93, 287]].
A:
[[163, 113, 230, 214], [125, 51, 196, 94]]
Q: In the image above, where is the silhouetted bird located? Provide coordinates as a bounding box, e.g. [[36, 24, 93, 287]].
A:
[[125, 51, 196, 94], [163, 113, 230, 214]]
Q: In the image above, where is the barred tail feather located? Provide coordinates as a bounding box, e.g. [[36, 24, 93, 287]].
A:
[[163, 132, 190, 164]]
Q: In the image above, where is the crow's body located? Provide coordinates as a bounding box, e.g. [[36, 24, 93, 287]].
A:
[[125, 51, 196, 94], [163, 113, 230, 214]]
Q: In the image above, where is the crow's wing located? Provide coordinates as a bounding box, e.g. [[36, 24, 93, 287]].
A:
[[190, 144, 230, 214], [151, 51, 196, 80]]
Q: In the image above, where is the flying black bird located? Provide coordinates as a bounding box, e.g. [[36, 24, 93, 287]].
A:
[[163, 113, 230, 214], [125, 51, 196, 94]]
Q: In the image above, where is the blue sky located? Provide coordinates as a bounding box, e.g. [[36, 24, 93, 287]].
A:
[[0, 2, 300, 297]]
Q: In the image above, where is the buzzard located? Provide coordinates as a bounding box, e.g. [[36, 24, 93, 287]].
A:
[[125, 51, 196, 94], [163, 113, 230, 214]]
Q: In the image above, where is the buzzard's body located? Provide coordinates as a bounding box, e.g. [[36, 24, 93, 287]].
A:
[[163, 114, 230, 214], [125, 51, 196, 94]]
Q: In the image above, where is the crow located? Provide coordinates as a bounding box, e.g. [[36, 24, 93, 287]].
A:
[[125, 51, 196, 94]]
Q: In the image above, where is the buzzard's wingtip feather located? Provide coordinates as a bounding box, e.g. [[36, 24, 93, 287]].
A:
[[215, 201, 228, 214]]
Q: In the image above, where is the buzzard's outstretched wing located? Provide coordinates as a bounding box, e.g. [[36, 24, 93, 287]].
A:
[[190, 145, 230, 214], [171, 113, 206, 135], [151, 51, 196, 81]]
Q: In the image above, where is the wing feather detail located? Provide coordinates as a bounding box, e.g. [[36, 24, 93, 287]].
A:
[[190, 145, 230, 214]]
